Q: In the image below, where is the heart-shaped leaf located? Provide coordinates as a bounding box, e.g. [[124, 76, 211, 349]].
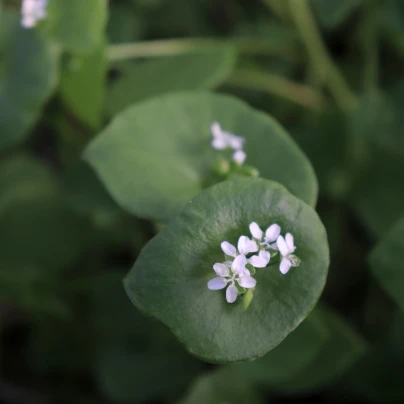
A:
[[85, 92, 318, 222], [124, 177, 329, 363]]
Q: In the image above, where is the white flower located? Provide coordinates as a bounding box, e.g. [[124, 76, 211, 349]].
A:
[[249, 222, 281, 249], [248, 250, 270, 268], [207, 260, 257, 303], [211, 122, 245, 150], [232, 150, 246, 165], [21, 0, 48, 28], [277, 233, 301, 274], [221, 235, 258, 258], [211, 122, 247, 165]]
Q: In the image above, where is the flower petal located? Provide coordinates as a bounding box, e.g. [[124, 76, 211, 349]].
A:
[[232, 254, 247, 274], [285, 233, 296, 252], [277, 235, 289, 257], [207, 277, 227, 290], [280, 257, 292, 274], [211, 122, 222, 138], [211, 137, 227, 150], [221, 241, 237, 257], [238, 276, 257, 289], [248, 250, 270, 268], [226, 284, 238, 303], [265, 224, 281, 243], [249, 222, 263, 240], [238, 236, 258, 255], [232, 150, 246, 165], [213, 263, 230, 277], [224, 131, 245, 150]]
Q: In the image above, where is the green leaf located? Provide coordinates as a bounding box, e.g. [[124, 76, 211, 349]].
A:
[[271, 305, 367, 393], [124, 177, 329, 363], [107, 48, 237, 116], [92, 273, 202, 403], [0, 11, 59, 151], [0, 154, 85, 271], [232, 306, 330, 384], [85, 92, 318, 222], [178, 367, 264, 404], [0, 155, 87, 314], [311, 0, 361, 29], [44, 0, 107, 54], [60, 43, 107, 129], [350, 149, 404, 238], [369, 217, 404, 312]]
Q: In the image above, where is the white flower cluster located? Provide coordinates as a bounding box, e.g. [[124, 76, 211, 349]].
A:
[[21, 0, 48, 29], [211, 122, 246, 165], [207, 222, 301, 303]]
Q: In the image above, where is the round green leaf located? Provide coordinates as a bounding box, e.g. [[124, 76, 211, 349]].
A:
[[107, 48, 237, 116], [124, 178, 329, 363], [85, 92, 318, 222]]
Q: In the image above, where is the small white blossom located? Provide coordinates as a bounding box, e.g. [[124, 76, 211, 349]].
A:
[[211, 122, 247, 165], [249, 222, 281, 249], [232, 150, 246, 165], [207, 259, 257, 303], [21, 0, 48, 28], [248, 250, 270, 268], [277, 233, 301, 274], [221, 236, 258, 258]]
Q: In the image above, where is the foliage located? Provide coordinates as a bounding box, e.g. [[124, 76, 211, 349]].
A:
[[0, 0, 403, 403]]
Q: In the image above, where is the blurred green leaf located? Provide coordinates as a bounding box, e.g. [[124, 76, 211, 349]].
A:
[[124, 178, 329, 363], [86, 92, 318, 222], [272, 305, 367, 393], [0, 155, 87, 315], [107, 2, 144, 43], [382, 0, 404, 54], [60, 43, 106, 129], [369, 217, 404, 312], [178, 367, 264, 404], [0, 11, 59, 151], [0, 154, 86, 271], [294, 110, 353, 200], [232, 306, 330, 384], [44, 0, 107, 54], [107, 48, 237, 116], [92, 273, 202, 403], [350, 149, 404, 238], [311, 0, 361, 29]]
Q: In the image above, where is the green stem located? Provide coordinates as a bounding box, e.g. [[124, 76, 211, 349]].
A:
[[107, 37, 300, 62], [226, 68, 327, 110], [287, 0, 358, 111]]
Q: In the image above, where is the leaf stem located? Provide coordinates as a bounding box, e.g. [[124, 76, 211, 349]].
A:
[[287, 0, 358, 111], [226, 68, 327, 110], [107, 37, 300, 62]]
